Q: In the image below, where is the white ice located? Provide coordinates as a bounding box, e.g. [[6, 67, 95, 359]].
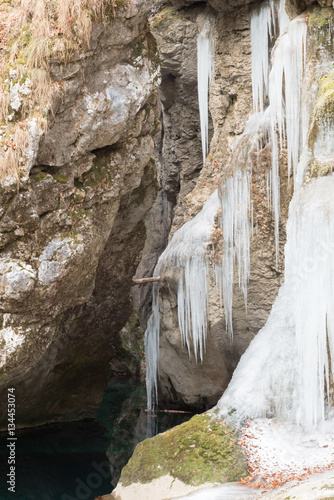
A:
[[198, 20, 214, 166]]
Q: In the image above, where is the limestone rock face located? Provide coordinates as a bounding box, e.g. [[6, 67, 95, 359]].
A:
[[132, 4, 207, 324], [0, 1, 160, 429]]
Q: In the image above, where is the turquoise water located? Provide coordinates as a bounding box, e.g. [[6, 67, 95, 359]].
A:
[[0, 377, 192, 500]]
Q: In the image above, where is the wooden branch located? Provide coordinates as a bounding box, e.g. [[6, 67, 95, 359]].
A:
[[144, 409, 192, 414], [132, 276, 161, 285]]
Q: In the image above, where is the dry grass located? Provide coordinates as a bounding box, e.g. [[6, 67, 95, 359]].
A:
[[0, 0, 127, 180], [16, 0, 111, 49], [0, 123, 30, 180]]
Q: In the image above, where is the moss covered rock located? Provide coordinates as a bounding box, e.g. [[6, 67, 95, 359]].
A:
[[120, 412, 247, 487], [309, 5, 334, 28], [307, 160, 333, 180], [314, 68, 334, 122]]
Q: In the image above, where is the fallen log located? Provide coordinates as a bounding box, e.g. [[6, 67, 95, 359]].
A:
[[132, 276, 161, 285]]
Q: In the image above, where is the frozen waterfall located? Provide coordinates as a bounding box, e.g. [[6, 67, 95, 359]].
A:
[[217, 10, 334, 427], [218, 175, 334, 427], [197, 20, 214, 166]]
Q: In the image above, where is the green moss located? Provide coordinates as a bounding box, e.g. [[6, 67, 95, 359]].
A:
[[314, 68, 334, 122], [120, 413, 247, 487], [309, 6, 334, 28], [30, 172, 48, 183], [52, 174, 68, 184], [136, 42, 144, 56], [308, 161, 333, 180], [115, 0, 127, 7]]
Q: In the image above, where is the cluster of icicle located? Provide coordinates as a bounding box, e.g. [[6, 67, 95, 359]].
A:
[[219, 172, 334, 427], [217, 0, 307, 336], [146, 0, 334, 425], [197, 19, 214, 166], [145, 191, 219, 410]]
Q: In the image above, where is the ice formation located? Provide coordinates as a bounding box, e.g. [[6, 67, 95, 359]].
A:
[[220, 169, 252, 337], [220, 5, 308, 337], [217, 6, 334, 428], [259, 14, 307, 256], [145, 191, 220, 409], [197, 19, 214, 166], [251, 0, 289, 114]]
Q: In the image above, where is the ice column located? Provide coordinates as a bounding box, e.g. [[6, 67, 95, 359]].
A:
[[197, 20, 214, 166], [221, 170, 251, 337], [251, 0, 289, 114], [263, 16, 307, 257]]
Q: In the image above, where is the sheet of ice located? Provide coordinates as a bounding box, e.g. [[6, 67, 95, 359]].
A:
[[197, 20, 214, 166], [176, 483, 257, 500]]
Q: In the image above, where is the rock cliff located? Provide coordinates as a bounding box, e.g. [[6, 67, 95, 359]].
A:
[[0, 0, 161, 428]]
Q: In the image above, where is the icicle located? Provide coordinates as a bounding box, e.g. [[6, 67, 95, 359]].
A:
[[278, 0, 289, 34], [197, 20, 214, 166], [251, 2, 272, 113], [145, 283, 160, 410], [221, 170, 251, 337], [250, 0, 289, 114]]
